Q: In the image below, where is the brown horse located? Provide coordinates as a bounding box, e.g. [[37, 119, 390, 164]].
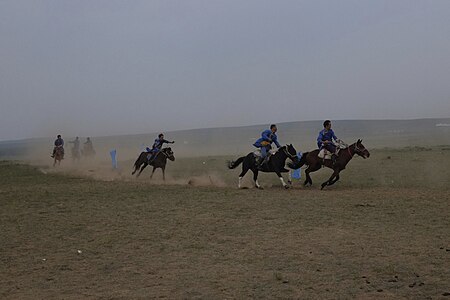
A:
[[53, 146, 64, 167], [290, 139, 370, 189], [131, 147, 175, 180]]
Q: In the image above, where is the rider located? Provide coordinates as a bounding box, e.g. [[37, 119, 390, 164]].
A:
[[51, 134, 64, 158], [147, 133, 175, 163], [83, 137, 95, 156], [253, 124, 281, 169], [68, 137, 80, 152], [317, 120, 340, 164]]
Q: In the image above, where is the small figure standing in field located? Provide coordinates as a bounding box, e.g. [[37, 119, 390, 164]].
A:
[[147, 133, 174, 163], [253, 124, 281, 169], [51, 134, 64, 158], [317, 120, 340, 165]]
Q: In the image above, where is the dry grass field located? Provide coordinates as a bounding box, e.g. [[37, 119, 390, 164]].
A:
[[1, 145, 450, 299]]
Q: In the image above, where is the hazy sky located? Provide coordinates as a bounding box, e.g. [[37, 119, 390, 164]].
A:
[[1, 0, 449, 140]]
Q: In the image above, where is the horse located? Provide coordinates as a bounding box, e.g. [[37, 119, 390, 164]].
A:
[[53, 146, 64, 167], [228, 144, 300, 189], [82, 144, 95, 158], [71, 147, 81, 162], [131, 147, 175, 180], [289, 139, 370, 190]]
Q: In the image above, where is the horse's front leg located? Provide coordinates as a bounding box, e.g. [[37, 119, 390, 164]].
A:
[[287, 171, 292, 186], [150, 166, 156, 179], [321, 169, 339, 190], [329, 174, 340, 185], [275, 170, 289, 189], [162, 167, 166, 181], [252, 170, 263, 189]]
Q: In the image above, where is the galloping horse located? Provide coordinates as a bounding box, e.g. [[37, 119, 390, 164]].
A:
[[131, 147, 175, 180], [53, 146, 64, 167], [289, 139, 370, 189], [71, 147, 80, 162], [228, 144, 299, 189]]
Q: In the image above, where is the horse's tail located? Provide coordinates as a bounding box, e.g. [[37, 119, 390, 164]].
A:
[[288, 152, 309, 169], [228, 156, 245, 169]]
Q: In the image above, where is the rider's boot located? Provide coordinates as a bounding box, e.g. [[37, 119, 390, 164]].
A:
[[257, 156, 269, 170], [331, 153, 337, 165], [256, 157, 264, 170]]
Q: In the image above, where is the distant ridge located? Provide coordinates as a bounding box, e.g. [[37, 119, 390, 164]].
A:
[[1, 118, 449, 158]]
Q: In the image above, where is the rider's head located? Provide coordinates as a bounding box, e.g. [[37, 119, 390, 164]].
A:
[[270, 124, 277, 133], [158, 133, 164, 139], [76, 136, 79, 140], [57, 134, 61, 138], [323, 120, 331, 129]]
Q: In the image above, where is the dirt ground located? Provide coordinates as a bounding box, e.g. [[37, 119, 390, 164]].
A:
[[1, 153, 449, 299]]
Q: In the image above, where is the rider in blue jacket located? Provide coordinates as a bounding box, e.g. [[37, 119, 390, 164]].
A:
[[253, 124, 281, 169], [51, 134, 64, 158], [317, 120, 339, 164], [147, 133, 174, 162]]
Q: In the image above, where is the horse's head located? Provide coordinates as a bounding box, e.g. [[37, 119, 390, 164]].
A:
[[162, 147, 175, 161], [353, 139, 370, 159], [281, 144, 299, 163]]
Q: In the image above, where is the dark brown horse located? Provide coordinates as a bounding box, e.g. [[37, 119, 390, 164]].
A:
[[53, 146, 64, 167], [289, 139, 370, 189], [131, 147, 175, 180]]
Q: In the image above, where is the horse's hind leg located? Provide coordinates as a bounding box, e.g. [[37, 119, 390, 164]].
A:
[[137, 163, 148, 177], [237, 166, 249, 189], [132, 164, 140, 175]]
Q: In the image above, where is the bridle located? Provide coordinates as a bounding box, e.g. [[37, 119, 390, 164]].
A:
[[160, 148, 174, 159], [282, 145, 298, 160], [348, 143, 365, 157]]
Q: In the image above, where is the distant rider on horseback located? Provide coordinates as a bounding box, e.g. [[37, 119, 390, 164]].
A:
[[253, 124, 281, 169], [147, 133, 174, 163], [69, 137, 80, 152], [51, 134, 64, 158], [317, 120, 340, 164]]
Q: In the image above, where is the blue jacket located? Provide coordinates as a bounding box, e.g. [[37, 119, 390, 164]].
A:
[[254, 129, 281, 148], [317, 129, 337, 148], [152, 138, 171, 151], [54, 138, 64, 147]]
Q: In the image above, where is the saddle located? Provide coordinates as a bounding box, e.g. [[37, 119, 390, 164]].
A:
[[318, 148, 333, 160], [253, 148, 277, 158]]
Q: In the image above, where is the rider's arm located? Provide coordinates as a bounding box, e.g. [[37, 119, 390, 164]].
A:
[[261, 130, 272, 142], [273, 135, 281, 148], [331, 130, 338, 142], [317, 131, 324, 145]]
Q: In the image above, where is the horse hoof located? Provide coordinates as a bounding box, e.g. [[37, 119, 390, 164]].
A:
[[284, 185, 290, 189], [257, 186, 264, 190]]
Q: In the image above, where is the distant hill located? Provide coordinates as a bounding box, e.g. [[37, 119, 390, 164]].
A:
[[1, 118, 449, 159]]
